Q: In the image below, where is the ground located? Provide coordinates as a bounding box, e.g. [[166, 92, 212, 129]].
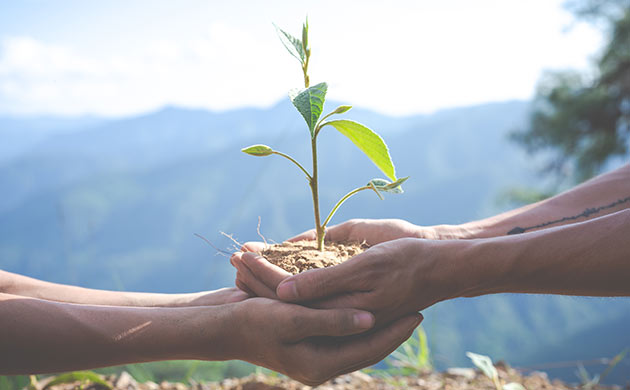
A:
[[33, 364, 627, 390]]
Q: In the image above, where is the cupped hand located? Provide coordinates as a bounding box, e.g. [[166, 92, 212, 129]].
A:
[[231, 297, 423, 386], [233, 238, 469, 326], [290, 218, 439, 246]]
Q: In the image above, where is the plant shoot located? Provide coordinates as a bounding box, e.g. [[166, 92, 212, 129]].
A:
[[242, 19, 407, 250]]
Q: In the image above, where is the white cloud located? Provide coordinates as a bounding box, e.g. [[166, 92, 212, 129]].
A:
[[0, 1, 603, 117]]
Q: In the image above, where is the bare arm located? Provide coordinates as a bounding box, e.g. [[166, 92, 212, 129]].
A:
[[0, 292, 421, 385], [0, 270, 246, 307], [239, 208, 630, 328], [0, 293, 231, 374], [441, 163, 630, 239], [462, 208, 630, 297]]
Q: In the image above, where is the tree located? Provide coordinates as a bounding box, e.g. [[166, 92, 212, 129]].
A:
[[511, 0, 629, 183]]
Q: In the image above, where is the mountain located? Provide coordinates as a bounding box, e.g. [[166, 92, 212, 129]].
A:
[[1, 100, 628, 383]]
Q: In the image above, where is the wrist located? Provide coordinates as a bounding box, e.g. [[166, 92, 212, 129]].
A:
[[455, 236, 519, 297], [409, 237, 504, 303], [177, 304, 238, 361]]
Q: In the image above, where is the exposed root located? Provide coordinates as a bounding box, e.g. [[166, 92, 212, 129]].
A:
[[220, 231, 244, 252], [193, 233, 231, 257], [256, 216, 269, 246]]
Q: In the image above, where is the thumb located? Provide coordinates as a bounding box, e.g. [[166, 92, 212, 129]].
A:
[[276, 262, 354, 302]]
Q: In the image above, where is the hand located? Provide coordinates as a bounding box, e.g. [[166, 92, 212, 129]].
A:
[[233, 238, 471, 326], [290, 218, 439, 246], [230, 297, 423, 386], [231, 219, 442, 298]]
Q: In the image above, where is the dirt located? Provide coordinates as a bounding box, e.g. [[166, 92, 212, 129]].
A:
[[34, 365, 626, 390], [260, 240, 368, 275]]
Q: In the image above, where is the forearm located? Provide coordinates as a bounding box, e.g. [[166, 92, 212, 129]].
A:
[[0, 294, 234, 374], [435, 164, 630, 239], [0, 270, 210, 307], [458, 208, 630, 297]]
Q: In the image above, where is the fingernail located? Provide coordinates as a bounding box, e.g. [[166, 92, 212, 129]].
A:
[[353, 312, 375, 330], [277, 281, 297, 300]]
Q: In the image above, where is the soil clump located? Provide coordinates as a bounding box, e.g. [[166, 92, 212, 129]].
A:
[[260, 240, 368, 274]]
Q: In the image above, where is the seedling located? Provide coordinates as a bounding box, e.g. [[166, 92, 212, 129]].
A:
[[242, 18, 407, 250], [466, 352, 525, 390]]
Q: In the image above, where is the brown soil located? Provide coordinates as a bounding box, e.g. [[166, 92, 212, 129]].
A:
[[260, 240, 368, 275], [36, 365, 622, 390]]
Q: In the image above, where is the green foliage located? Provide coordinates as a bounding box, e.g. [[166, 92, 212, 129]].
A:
[[43, 371, 111, 390], [289, 82, 328, 137], [466, 352, 525, 390], [274, 24, 306, 65], [94, 360, 254, 384], [511, 0, 629, 183], [242, 18, 405, 250], [369, 177, 408, 200], [242, 144, 273, 156], [388, 326, 432, 374], [322, 119, 398, 181]]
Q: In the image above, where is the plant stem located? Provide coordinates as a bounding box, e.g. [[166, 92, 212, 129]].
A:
[[272, 151, 312, 181], [321, 185, 372, 230], [302, 56, 310, 88], [309, 137, 324, 250]]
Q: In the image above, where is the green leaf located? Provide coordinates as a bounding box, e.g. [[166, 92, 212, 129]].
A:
[[242, 144, 273, 156], [330, 105, 352, 115], [44, 371, 111, 390], [466, 352, 498, 381], [322, 119, 397, 180], [368, 177, 408, 194], [301, 17, 309, 53], [289, 82, 328, 137], [273, 24, 305, 65]]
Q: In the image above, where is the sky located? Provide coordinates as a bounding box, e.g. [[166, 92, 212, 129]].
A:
[[0, 0, 604, 118]]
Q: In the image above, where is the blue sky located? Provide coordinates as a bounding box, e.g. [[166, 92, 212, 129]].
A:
[[0, 0, 603, 117]]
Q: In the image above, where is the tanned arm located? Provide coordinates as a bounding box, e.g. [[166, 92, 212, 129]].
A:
[[0, 291, 421, 385], [439, 163, 630, 238], [249, 208, 630, 329], [0, 270, 246, 307], [0, 292, 232, 374]]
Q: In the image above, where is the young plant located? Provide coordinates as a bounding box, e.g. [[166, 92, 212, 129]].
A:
[[466, 352, 525, 390], [242, 18, 407, 251]]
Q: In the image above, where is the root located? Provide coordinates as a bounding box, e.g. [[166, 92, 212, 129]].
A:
[[256, 216, 269, 246], [220, 231, 244, 252], [193, 233, 232, 257]]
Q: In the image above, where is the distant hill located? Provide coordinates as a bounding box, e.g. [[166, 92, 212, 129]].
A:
[[1, 100, 628, 383]]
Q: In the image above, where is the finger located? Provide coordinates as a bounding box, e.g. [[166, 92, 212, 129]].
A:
[[242, 252, 291, 291], [327, 313, 423, 377], [309, 292, 368, 311], [276, 256, 361, 302], [289, 308, 376, 340], [235, 265, 278, 299], [241, 241, 268, 252], [235, 279, 255, 296]]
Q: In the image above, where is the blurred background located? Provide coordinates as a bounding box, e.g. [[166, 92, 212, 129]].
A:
[[1, 0, 629, 386]]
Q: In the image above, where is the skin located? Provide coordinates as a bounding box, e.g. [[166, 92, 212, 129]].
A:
[[232, 164, 630, 326], [0, 272, 422, 386], [0, 270, 249, 307]]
